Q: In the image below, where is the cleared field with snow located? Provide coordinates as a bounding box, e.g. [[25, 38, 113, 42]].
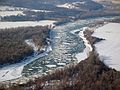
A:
[[92, 23, 120, 71], [56, 1, 85, 9], [0, 6, 21, 11], [0, 20, 56, 29], [0, 11, 25, 17], [92, 0, 120, 4], [0, 6, 52, 17], [0, 6, 25, 17], [57, 3, 77, 9]]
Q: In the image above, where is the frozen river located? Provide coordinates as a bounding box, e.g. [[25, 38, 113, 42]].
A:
[[0, 16, 117, 81], [22, 21, 86, 76]]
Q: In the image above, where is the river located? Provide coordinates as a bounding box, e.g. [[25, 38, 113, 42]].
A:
[[0, 16, 118, 82], [22, 16, 117, 77], [22, 21, 85, 76]]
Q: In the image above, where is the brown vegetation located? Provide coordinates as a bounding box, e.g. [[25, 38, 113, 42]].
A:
[[0, 26, 50, 65]]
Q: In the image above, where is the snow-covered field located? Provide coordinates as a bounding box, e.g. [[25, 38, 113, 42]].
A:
[[92, 23, 120, 71], [0, 6, 52, 12], [0, 6, 25, 17], [0, 6, 12, 11], [0, 6, 52, 17], [92, 0, 120, 4], [0, 11, 25, 17], [0, 20, 56, 29], [57, 3, 78, 9], [56, 1, 85, 9], [0, 6, 26, 11]]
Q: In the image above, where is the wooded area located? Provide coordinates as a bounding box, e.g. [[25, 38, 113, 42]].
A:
[[0, 26, 50, 65]]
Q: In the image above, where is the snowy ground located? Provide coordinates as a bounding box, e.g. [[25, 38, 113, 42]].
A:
[[71, 27, 93, 63], [0, 6, 26, 11], [0, 6, 52, 12], [92, 23, 120, 71], [56, 1, 85, 9], [76, 29, 93, 62], [0, 6, 52, 17], [92, 0, 120, 4], [0, 6, 25, 17], [0, 11, 25, 17], [57, 3, 78, 9], [0, 20, 56, 29], [25, 39, 39, 51]]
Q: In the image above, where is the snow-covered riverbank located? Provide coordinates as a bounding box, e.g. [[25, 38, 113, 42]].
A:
[[92, 23, 120, 71], [71, 27, 93, 63], [76, 29, 93, 62]]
